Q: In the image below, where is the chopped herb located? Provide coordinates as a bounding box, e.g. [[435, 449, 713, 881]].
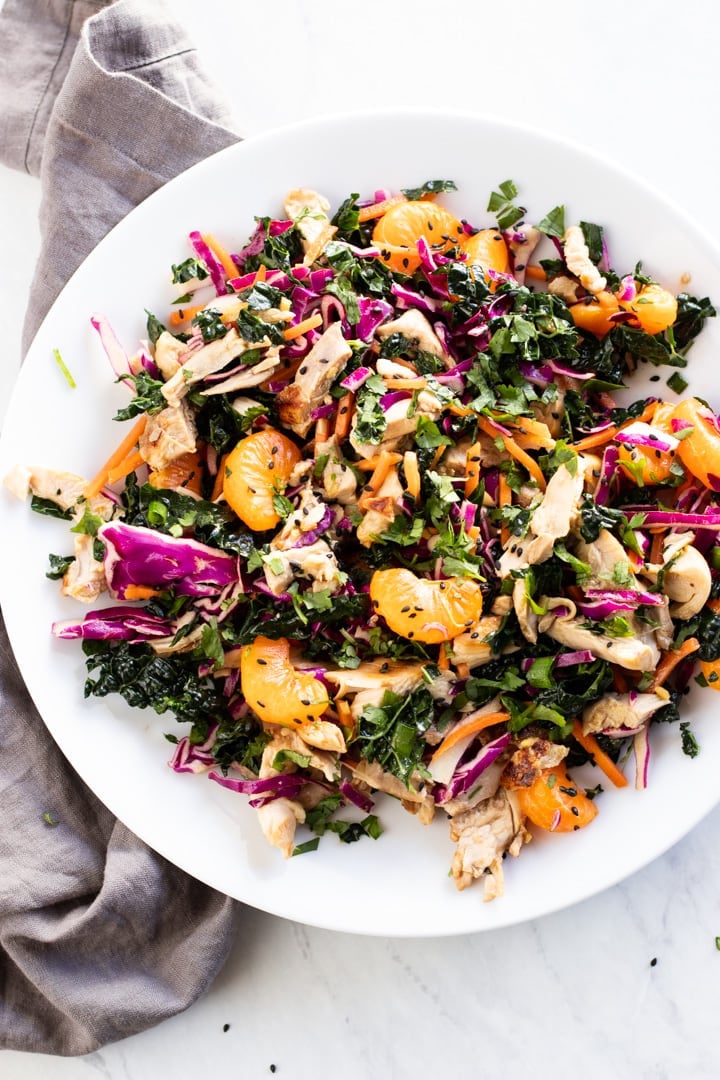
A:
[[53, 348, 76, 388]]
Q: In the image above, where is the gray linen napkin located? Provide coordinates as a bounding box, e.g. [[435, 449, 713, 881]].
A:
[[0, 0, 244, 1056]]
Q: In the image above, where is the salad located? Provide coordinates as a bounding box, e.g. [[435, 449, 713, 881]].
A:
[[7, 178, 720, 901]]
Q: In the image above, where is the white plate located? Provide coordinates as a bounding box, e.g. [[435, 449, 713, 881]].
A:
[[3, 110, 720, 937]]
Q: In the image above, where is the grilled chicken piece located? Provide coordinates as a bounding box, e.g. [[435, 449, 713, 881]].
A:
[[659, 543, 711, 619], [449, 789, 530, 900], [263, 538, 343, 596], [350, 390, 443, 460], [574, 529, 632, 588], [325, 658, 426, 709], [356, 467, 404, 547], [547, 274, 583, 306], [257, 798, 305, 859], [271, 487, 331, 550], [139, 400, 197, 471], [513, 577, 539, 644], [4, 465, 86, 510], [316, 437, 357, 504], [260, 728, 339, 782], [499, 461, 585, 576], [538, 599, 661, 672], [276, 322, 352, 436], [375, 308, 452, 368], [506, 224, 541, 286], [562, 224, 607, 295], [61, 534, 106, 603], [201, 348, 282, 396], [531, 388, 566, 439], [502, 737, 568, 788], [582, 692, 669, 735], [284, 188, 337, 265], [161, 329, 255, 407], [451, 615, 503, 668], [154, 330, 187, 380], [295, 720, 346, 754], [346, 758, 434, 820]]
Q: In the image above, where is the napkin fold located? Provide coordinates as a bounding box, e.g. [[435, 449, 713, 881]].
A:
[[0, 0, 244, 1056]]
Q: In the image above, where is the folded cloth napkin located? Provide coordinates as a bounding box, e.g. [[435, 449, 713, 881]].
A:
[[0, 0, 243, 1056]]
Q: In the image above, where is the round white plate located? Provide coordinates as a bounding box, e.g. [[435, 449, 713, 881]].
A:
[[3, 110, 720, 937]]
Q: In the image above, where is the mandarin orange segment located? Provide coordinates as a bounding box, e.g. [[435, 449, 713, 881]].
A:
[[513, 766, 598, 832], [372, 200, 464, 274], [370, 568, 483, 644], [619, 282, 677, 336], [223, 428, 301, 531], [240, 635, 329, 728], [670, 398, 720, 491], [568, 291, 620, 337], [459, 228, 510, 278], [148, 450, 204, 495]]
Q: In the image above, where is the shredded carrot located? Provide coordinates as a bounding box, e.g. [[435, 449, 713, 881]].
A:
[[335, 698, 355, 739], [464, 442, 482, 497], [357, 194, 407, 223], [335, 392, 355, 440], [467, 525, 481, 551], [477, 416, 547, 491], [383, 376, 427, 391], [525, 264, 547, 282], [571, 402, 657, 453], [283, 312, 323, 341], [211, 453, 228, 501], [447, 402, 475, 418], [649, 529, 665, 565], [498, 472, 511, 546], [431, 711, 510, 763], [647, 637, 700, 692], [358, 450, 398, 508], [252, 264, 267, 284], [259, 354, 304, 390], [437, 643, 450, 672], [505, 416, 555, 451], [315, 417, 331, 446], [571, 721, 628, 788], [455, 662, 470, 680], [106, 448, 146, 485], [202, 233, 239, 282], [403, 450, 421, 501], [168, 302, 205, 327], [123, 585, 162, 601], [355, 452, 403, 472], [85, 415, 148, 499]]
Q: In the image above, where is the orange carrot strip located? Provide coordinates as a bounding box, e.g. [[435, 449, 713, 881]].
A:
[[357, 194, 407, 223], [403, 450, 421, 500], [358, 450, 398, 508], [571, 402, 657, 453], [168, 302, 205, 327], [431, 711, 510, 763], [106, 448, 146, 485], [315, 417, 330, 446], [335, 392, 355, 441], [355, 452, 403, 472], [283, 312, 323, 341], [477, 416, 546, 491], [524, 264, 547, 282], [437, 644, 450, 672], [647, 637, 701, 692], [252, 264, 267, 284], [571, 721, 628, 788], [202, 233, 239, 282], [464, 442, 482, 497], [649, 529, 665, 565], [505, 416, 555, 451], [123, 585, 162, 601], [447, 402, 475, 418], [85, 416, 148, 499], [455, 662, 470, 680], [431, 445, 446, 469]]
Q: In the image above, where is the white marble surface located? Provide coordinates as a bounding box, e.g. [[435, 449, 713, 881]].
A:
[[3, 0, 720, 1076]]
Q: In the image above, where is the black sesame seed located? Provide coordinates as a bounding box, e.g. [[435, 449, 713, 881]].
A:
[[380, 662, 389, 673], [470, 632, 479, 640], [257, 658, 267, 665], [650, 957, 658, 967], [515, 263, 525, 271], [299, 366, 308, 375], [401, 605, 411, 612], [257, 700, 266, 708], [319, 358, 330, 365], [649, 375, 661, 382], [408, 631, 414, 638], [571, 805, 580, 816]]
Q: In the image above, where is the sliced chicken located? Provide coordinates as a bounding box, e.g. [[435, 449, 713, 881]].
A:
[[153, 330, 187, 380], [139, 400, 197, 471], [562, 224, 607, 295], [284, 188, 337, 265], [271, 487, 331, 550], [263, 538, 343, 596], [451, 614, 503, 668], [513, 576, 538, 644], [538, 599, 661, 672], [356, 467, 404, 547], [531, 388, 565, 438], [201, 348, 282, 396], [257, 798, 305, 859], [574, 529, 631, 587], [547, 275, 583, 305], [499, 460, 585, 576], [61, 534, 106, 604], [260, 728, 340, 782], [325, 659, 426, 714], [375, 308, 452, 368], [659, 543, 711, 619], [161, 329, 254, 407], [449, 788, 530, 900], [501, 737, 568, 788], [276, 322, 352, 436], [582, 692, 669, 735], [346, 758, 434, 816], [350, 389, 443, 460], [4, 465, 86, 510], [318, 440, 357, 504]]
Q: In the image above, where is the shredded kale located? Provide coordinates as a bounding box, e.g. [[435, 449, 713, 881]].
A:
[[402, 179, 458, 201], [46, 553, 75, 580], [115, 371, 166, 419], [354, 687, 435, 788], [171, 257, 209, 284]]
